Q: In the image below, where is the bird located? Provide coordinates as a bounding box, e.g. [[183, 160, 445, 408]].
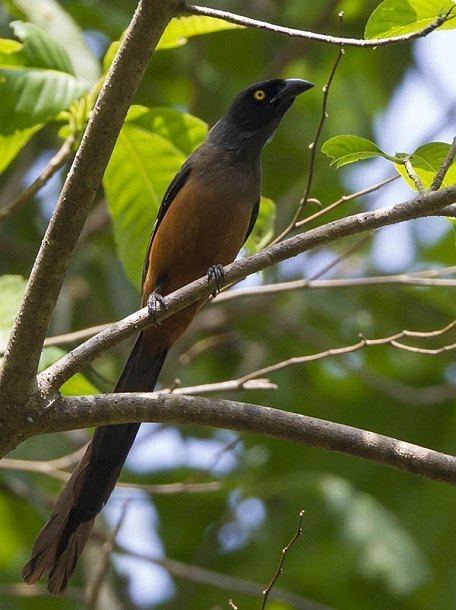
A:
[[22, 77, 314, 594]]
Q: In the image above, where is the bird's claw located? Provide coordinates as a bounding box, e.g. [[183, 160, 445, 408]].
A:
[[147, 291, 166, 325], [207, 264, 226, 297]]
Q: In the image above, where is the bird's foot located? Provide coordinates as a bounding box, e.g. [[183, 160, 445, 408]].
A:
[[147, 291, 166, 325], [207, 264, 226, 297]]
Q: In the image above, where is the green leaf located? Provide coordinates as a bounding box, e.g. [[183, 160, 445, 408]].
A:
[[318, 475, 430, 594], [5, 0, 101, 84], [0, 275, 98, 393], [103, 15, 243, 72], [321, 135, 399, 168], [365, 0, 455, 39], [245, 197, 276, 252], [103, 106, 208, 287], [0, 66, 86, 134], [157, 15, 244, 50], [10, 21, 74, 73], [0, 124, 41, 173], [395, 142, 456, 190], [0, 21, 86, 134], [0, 37, 22, 64], [39, 347, 99, 395]]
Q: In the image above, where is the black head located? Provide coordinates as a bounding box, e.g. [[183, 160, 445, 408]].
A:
[[209, 78, 314, 155]]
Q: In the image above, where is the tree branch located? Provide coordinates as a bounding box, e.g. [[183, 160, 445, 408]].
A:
[[0, 583, 84, 602], [261, 509, 305, 610], [87, 502, 128, 610], [404, 157, 425, 194], [216, 267, 456, 303], [38, 184, 456, 393], [0, 136, 75, 225], [112, 542, 328, 610], [430, 136, 456, 191], [295, 175, 399, 228], [0, 456, 221, 494], [183, 4, 453, 48], [271, 25, 344, 244], [35, 393, 456, 486], [234, 320, 456, 386], [0, 0, 178, 417]]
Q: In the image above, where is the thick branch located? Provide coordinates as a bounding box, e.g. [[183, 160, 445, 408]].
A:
[[39, 185, 456, 392], [36, 393, 456, 486], [0, 0, 177, 410], [437, 203, 456, 217], [184, 4, 452, 48]]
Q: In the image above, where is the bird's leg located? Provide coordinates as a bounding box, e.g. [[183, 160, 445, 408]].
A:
[[147, 290, 166, 325], [207, 264, 226, 297]]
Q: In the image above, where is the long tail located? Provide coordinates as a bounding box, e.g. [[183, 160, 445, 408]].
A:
[[22, 334, 167, 595]]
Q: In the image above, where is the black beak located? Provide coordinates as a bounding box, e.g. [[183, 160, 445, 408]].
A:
[[271, 78, 314, 103]]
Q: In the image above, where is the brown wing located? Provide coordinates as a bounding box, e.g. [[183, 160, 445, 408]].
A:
[[141, 175, 254, 350], [141, 160, 193, 289]]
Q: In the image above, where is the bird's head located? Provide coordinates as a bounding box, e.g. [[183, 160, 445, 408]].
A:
[[209, 78, 314, 154]]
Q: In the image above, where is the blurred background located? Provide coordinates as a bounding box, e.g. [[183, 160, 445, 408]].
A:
[[0, 0, 455, 609]]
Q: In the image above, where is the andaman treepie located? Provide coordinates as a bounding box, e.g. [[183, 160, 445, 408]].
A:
[[23, 77, 314, 594]]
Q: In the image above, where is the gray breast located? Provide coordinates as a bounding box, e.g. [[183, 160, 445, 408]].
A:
[[192, 142, 262, 203]]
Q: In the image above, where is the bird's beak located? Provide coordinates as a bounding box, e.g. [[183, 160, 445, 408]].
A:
[[271, 78, 314, 103]]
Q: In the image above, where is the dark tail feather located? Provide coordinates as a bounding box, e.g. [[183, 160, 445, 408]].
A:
[[22, 334, 167, 595]]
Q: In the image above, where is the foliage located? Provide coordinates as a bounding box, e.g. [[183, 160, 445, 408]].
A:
[[321, 135, 401, 167], [322, 136, 456, 192], [394, 142, 456, 190], [365, 0, 456, 39], [0, 0, 455, 609], [103, 105, 208, 287]]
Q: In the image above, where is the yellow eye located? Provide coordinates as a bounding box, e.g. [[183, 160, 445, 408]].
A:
[[253, 89, 266, 101]]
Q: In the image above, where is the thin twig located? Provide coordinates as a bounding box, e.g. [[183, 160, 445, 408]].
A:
[[0, 583, 84, 601], [261, 510, 305, 610], [111, 541, 329, 610], [430, 136, 456, 191], [236, 320, 456, 386], [404, 158, 425, 194], [183, 436, 242, 486], [271, 15, 345, 245], [0, 136, 75, 224], [87, 502, 129, 610], [305, 234, 371, 282], [296, 175, 399, 228], [178, 333, 232, 366], [183, 4, 453, 48], [0, 457, 221, 494], [216, 266, 456, 303], [44, 323, 112, 348], [170, 378, 278, 395]]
